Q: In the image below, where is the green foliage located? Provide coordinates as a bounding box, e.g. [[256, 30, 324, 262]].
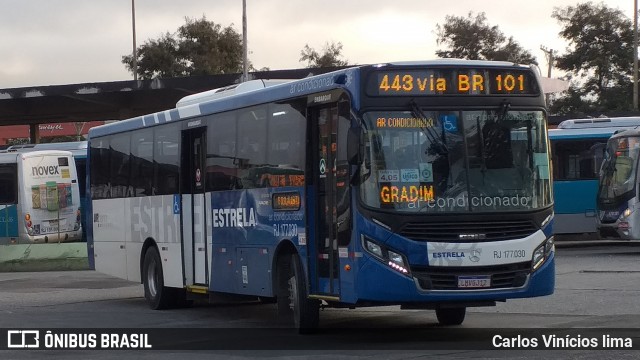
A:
[[122, 16, 244, 79], [300, 42, 349, 68], [550, 2, 635, 114], [435, 12, 537, 65]]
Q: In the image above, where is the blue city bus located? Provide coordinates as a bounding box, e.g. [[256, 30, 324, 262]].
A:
[[7, 141, 89, 242], [549, 117, 640, 237], [87, 60, 555, 332]]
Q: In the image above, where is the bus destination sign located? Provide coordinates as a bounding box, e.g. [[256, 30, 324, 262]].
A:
[[367, 68, 539, 96]]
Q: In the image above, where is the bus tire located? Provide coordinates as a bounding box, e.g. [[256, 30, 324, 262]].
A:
[[142, 247, 172, 310], [277, 254, 319, 333], [435, 307, 466, 326]]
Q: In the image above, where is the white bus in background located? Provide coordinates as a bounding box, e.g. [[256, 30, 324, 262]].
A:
[[0, 150, 82, 244]]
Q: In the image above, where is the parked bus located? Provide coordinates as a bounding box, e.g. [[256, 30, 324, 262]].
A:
[[88, 60, 555, 332], [7, 141, 88, 241], [597, 128, 640, 239], [0, 150, 82, 244], [549, 117, 640, 237]]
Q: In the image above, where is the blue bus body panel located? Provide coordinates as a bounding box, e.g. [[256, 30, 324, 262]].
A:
[[85, 148, 95, 269], [0, 204, 19, 239], [553, 180, 599, 214], [209, 187, 306, 296]]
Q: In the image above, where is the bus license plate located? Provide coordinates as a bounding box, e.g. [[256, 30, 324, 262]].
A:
[[457, 276, 491, 289]]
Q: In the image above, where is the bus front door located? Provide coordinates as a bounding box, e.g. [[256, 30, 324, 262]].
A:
[[180, 127, 209, 287], [310, 104, 342, 298]]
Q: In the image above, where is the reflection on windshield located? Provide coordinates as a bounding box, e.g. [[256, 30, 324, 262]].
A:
[[598, 136, 640, 201], [360, 109, 552, 213]]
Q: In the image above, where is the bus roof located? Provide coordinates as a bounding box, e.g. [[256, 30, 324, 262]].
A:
[[609, 128, 640, 140], [4, 141, 87, 158], [557, 117, 640, 129], [88, 60, 539, 139], [548, 127, 631, 140], [0, 149, 73, 164]]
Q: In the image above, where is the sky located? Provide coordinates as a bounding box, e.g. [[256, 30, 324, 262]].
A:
[[0, 0, 636, 89]]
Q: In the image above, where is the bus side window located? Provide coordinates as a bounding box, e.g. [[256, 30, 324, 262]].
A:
[[238, 106, 267, 188], [110, 134, 131, 198], [206, 112, 240, 192], [0, 164, 17, 204], [154, 123, 180, 195], [131, 128, 154, 196], [90, 139, 111, 200]]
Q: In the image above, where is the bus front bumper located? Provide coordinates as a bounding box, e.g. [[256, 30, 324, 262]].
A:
[[353, 251, 555, 305]]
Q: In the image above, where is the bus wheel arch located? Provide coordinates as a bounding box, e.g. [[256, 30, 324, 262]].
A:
[[139, 238, 191, 309], [140, 237, 158, 283], [142, 244, 173, 310], [274, 241, 320, 333]]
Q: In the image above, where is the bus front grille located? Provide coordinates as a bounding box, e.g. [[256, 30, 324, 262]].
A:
[[411, 262, 531, 291], [399, 220, 538, 242]]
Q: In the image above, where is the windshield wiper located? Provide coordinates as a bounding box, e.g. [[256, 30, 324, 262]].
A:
[[409, 100, 447, 156]]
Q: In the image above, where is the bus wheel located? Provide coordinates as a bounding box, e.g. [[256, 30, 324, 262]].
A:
[[435, 307, 466, 326], [277, 254, 319, 333], [142, 247, 171, 310]]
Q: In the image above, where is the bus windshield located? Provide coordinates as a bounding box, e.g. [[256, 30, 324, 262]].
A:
[[598, 136, 640, 202], [360, 109, 551, 213]]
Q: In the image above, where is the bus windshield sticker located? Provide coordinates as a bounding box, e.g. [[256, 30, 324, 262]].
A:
[[441, 114, 458, 133], [400, 169, 419, 182], [419, 163, 433, 182], [378, 170, 399, 182]]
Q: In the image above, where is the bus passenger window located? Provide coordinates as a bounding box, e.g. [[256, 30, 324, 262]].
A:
[[154, 123, 180, 195], [206, 112, 241, 192], [0, 165, 17, 204]]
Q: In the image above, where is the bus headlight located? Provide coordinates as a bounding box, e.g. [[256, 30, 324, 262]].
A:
[[532, 246, 545, 270], [621, 208, 632, 219], [532, 237, 554, 271], [545, 236, 555, 257], [362, 236, 410, 276], [365, 239, 383, 258]]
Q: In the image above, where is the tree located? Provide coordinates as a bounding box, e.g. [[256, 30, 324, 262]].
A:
[[435, 12, 537, 64], [300, 42, 349, 68], [122, 16, 244, 79], [550, 2, 634, 114]]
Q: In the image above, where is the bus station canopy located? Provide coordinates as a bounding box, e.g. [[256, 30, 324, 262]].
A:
[[0, 67, 341, 127]]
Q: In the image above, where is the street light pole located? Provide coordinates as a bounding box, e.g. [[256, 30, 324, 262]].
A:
[[132, 0, 138, 81], [242, 0, 248, 82]]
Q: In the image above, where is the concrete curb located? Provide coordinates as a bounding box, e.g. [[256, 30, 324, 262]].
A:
[[555, 239, 640, 248], [0, 243, 89, 272]]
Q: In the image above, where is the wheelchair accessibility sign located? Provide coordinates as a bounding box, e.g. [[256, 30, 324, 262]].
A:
[[173, 194, 181, 214], [440, 114, 458, 133]]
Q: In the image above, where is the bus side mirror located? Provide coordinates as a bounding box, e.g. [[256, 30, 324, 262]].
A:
[[347, 127, 363, 165]]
